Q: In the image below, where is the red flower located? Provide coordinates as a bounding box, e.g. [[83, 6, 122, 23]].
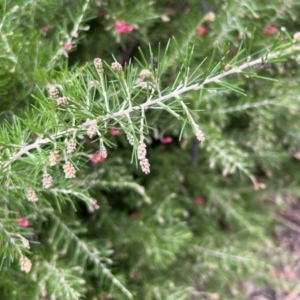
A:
[[162, 136, 173, 144], [64, 43, 73, 51], [90, 152, 106, 163], [110, 128, 120, 136], [18, 218, 30, 227], [194, 197, 205, 205], [115, 20, 135, 34], [197, 26, 207, 36], [262, 26, 277, 35]]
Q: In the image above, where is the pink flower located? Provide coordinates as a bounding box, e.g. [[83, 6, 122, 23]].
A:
[[93, 200, 100, 210], [64, 43, 73, 51], [162, 136, 173, 144], [110, 128, 120, 136], [197, 26, 207, 36], [194, 197, 205, 205], [41, 25, 50, 35], [18, 218, 30, 227], [262, 26, 277, 35], [115, 20, 135, 34], [90, 152, 106, 163]]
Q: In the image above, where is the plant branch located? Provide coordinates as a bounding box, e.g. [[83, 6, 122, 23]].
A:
[[1, 43, 299, 172]]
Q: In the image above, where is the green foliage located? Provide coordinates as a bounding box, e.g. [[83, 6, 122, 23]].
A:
[[1, 0, 300, 299]]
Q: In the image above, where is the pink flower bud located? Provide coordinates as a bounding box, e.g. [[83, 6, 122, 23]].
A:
[[18, 218, 30, 227], [194, 197, 205, 205], [90, 152, 106, 163], [41, 25, 50, 35], [64, 43, 73, 51], [262, 26, 277, 35], [115, 20, 135, 34], [162, 136, 173, 144], [110, 129, 120, 136], [197, 26, 207, 36], [93, 201, 100, 210]]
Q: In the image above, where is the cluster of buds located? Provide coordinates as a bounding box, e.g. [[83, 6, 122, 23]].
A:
[[126, 133, 134, 145], [42, 172, 53, 189], [26, 187, 38, 202], [137, 142, 147, 160], [87, 120, 98, 138], [100, 144, 107, 159], [137, 141, 150, 174], [193, 124, 205, 142], [139, 69, 153, 81], [94, 58, 103, 74], [136, 81, 148, 89], [49, 150, 60, 166], [136, 69, 155, 89], [63, 161, 76, 179], [204, 11, 216, 22], [56, 96, 69, 107], [21, 237, 30, 249], [48, 86, 59, 99], [20, 256, 32, 273], [66, 139, 77, 154], [111, 62, 123, 73]]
